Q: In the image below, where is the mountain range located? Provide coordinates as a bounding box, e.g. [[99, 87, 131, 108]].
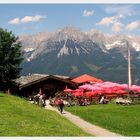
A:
[[20, 27, 140, 85]]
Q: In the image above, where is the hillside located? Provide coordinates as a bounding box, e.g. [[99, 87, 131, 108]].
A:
[[0, 92, 89, 136]]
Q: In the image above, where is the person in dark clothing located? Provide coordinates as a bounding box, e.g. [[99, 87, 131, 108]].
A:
[[59, 98, 64, 114], [56, 97, 64, 114]]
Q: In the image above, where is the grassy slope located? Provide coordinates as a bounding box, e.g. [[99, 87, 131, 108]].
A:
[[0, 92, 90, 136], [66, 104, 140, 136]]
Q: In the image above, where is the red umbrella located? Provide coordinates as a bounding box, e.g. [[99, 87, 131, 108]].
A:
[[116, 89, 127, 95], [134, 89, 140, 92], [129, 85, 140, 92], [78, 84, 95, 90], [85, 91, 97, 97], [72, 89, 84, 92], [119, 84, 128, 89], [72, 92, 83, 97], [102, 89, 115, 95], [64, 89, 73, 92], [64, 85, 73, 92], [91, 89, 104, 94]]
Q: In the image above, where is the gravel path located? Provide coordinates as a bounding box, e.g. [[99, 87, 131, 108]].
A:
[[45, 104, 122, 137]]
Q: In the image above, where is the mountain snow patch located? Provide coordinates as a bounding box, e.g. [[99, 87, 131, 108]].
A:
[[75, 47, 80, 55], [24, 48, 35, 52], [57, 43, 69, 58], [105, 41, 125, 50], [132, 42, 140, 51], [26, 54, 35, 62]]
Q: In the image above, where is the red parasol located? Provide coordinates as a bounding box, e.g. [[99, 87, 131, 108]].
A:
[[72, 92, 83, 97], [116, 89, 127, 95], [64, 89, 73, 92], [85, 91, 97, 97], [72, 88, 84, 93], [129, 85, 140, 92]]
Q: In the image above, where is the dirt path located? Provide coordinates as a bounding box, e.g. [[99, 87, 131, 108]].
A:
[[45, 104, 122, 137]]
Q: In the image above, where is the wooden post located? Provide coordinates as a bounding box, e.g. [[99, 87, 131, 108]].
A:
[[7, 88, 10, 94]]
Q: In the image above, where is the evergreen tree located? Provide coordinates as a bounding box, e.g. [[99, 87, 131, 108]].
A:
[[0, 28, 23, 88]]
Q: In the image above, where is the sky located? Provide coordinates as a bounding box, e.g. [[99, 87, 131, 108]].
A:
[[0, 4, 140, 36]]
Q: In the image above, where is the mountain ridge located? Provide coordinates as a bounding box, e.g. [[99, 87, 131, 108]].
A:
[[20, 26, 140, 85]]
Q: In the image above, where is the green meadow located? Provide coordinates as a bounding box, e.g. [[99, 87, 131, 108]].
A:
[[66, 104, 140, 136], [0, 92, 89, 136]]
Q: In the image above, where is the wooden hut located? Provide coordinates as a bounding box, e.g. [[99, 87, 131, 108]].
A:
[[14, 74, 77, 99]]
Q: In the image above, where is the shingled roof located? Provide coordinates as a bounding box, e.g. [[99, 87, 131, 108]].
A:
[[15, 74, 48, 86], [15, 74, 76, 89]]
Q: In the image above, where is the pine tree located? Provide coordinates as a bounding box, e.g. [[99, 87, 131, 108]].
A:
[[0, 28, 23, 89]]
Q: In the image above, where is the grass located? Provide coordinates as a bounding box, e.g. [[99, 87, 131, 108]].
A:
[[0, 92, 90, 136], [65, 104, 140, 136]]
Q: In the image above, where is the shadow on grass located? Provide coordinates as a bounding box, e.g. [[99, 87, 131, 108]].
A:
[[0, 95, 4, 97]]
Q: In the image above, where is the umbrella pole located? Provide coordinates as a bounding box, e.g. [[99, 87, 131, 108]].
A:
[[127, 41, 132, 99], [74, 97, 77, 114]]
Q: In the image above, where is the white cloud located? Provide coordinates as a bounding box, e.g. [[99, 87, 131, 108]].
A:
[[105, 5, 134, 17], [8, 18, 20, 25], [97, 16, 116, 25], [83, 9, 94, 17], [97, 15, 124, 33], [112, 22, 123, 33], [8, 15, 46, 25], [21, 15, 46, 23], [126, 20, 140, 31]]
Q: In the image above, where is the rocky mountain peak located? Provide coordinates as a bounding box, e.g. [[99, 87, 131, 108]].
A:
[[51, 26, 88, 42]]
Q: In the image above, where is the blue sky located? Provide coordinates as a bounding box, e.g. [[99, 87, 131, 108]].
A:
[[0, 4, 140, 36]]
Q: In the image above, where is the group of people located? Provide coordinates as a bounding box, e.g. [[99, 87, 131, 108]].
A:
[[78, 98, 88, 106], [33, 91, 46, 106], [99, 95, 109, 104]]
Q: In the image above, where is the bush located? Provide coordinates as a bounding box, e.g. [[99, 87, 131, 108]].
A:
[[131, 98, 140, 105], [90, 100, 97, 105], [109, 99, 117, 104]]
